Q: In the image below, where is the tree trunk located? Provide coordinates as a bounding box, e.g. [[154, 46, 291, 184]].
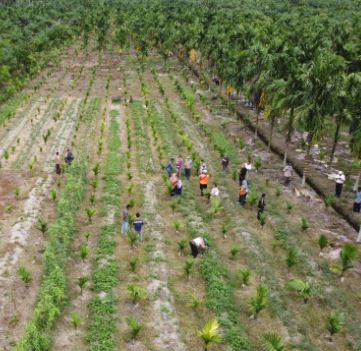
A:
[[302, 134, 313, 187], [254, 108, 260, 140], [353, 160, 361, 191], [268, 116, 275, 152], [329, 120, 341, 166], [286, 107, 295, 143]]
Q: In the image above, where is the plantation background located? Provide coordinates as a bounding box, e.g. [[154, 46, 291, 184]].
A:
[[0, 0, 360, 350]]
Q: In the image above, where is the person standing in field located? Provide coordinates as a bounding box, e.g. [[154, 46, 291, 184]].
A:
[[175, 178, 183, 195], [353, 187, 361, 213], [133, 212, 144, 241], [335, 171, 346, 198], [199, 170, 209, 196], [189, 236, 209, 258], [221, 154, 229, 173], [184, 156, 192, 180], [283, 162, 293, 185], [55, 152, 61, 175], [239, 183, 247, 207], [175, 155, 183, 176], [122, 204, 131, 236], [257, 193, 266, 220]]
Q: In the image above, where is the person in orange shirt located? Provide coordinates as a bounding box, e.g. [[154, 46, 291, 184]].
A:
[[239, 184, 247, 207], [199, 170, 209, 196]]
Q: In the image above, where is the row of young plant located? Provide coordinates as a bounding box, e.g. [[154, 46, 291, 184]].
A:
[[141, 64, 254, 350], [15, 160, 88, 350], [15, 62, 102, 349], [166, 70, 361, 347], [152, 67, 324, 348], [86, 106, 122, 350]]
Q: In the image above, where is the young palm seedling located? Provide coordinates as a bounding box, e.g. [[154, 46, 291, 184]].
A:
[[77, 276, 89, 295], [127, 315, 142, 340], [85, 207, 96, 223], [49, 188, 57, 202], [301, 217, 310, 231], [230, 245, 240, 259], [287, 279, 314, 304], [258, 212, 267, 228], [128, 230, 138, 249], [318, 234, 329, 252], [89, 193, 96, 205], [189, 295, 202, 310], [340, 243, 358, 277], [70, 312, 81, 329], [90, 179, 98, 191], [127, 284, 146, 304], [249, 284, 269, 319], [15, 187, 20, 200], [239, 268, 251, 287], [129, 256, 139, 272], [198, 319, 222, 351], [286, 246, 298, 270], [326, 311, 344, 340], [174, 220, 181, 232], [3, 149, 9, 161], [36, 217, 48, 236], [92, 162, 100, 177], [262, 333, 285, 351], [79, 244, 89, 262], [184, 257, 195, 278], [178, 239, 187, 255], [17, 266, 32, 287]]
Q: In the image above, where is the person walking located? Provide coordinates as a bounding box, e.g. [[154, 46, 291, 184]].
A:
[[199, 170, 209, 196], [55, 152, 61, 175], [353, 187, 361, 213], [165, 158, 174, 177], [189, 236, 209, 258], [175, 155, 183, 176], [283, 162, 293, 185], [221, 154, 229, 173], [184, 156, 192, 180], [257, 193, 266, 220], [122, 204, 131, 236], [133, 212, 144, 241], [199, 159, 207, 174], [65, 149, 74, 165], [335, 171, 345, 198], [175, 178, 183, 195]]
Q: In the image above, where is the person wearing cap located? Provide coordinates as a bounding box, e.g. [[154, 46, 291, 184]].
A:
[[221, 154, 229, 173], [189, 236, 209, 258], [184, 156, 192, 180], [335, 171, 345, 198], [199, 170, 209, 196]]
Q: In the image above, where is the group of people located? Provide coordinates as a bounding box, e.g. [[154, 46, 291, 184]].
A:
[[55, 149, 74, 175]]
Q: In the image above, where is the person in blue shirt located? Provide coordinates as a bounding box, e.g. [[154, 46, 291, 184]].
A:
[[133, 212, 144, 241], [353, 187, 361, 213]]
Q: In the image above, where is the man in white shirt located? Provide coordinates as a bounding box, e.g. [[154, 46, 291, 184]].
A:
[[335, 171, 346, 198]]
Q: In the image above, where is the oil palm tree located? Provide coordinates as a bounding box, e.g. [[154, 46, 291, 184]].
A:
[[262, 333, 285, 351]]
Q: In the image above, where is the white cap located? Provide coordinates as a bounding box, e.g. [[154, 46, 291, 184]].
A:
[[203, 170, 207, 174]]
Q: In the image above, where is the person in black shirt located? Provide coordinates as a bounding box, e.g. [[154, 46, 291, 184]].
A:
[[257, 193, 266, 220]]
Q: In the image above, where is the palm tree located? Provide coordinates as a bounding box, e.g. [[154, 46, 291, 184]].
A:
[[340, 243, 358, 277], [298, 51, 345, 186], [198, 319, 222, 351], [287, 279, 314, 303]]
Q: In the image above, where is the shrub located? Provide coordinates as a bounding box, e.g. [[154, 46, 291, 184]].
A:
[[258, 212, 267, 228], [85, 207, 96, 223], [287, 279, 314, 303], [79, 244, 89, 261], [174, 220, 181, 232], [254, 157, 262, 171], [340, 243, 358, 277], [49, 188, 57, 202], [230, 245, 240, 259], [127, 284, 146, 304], [36, 217, 48, 235], [178, 239, 187, 254], [324, 194, 335, 207], [190, 295, 202, 310], [301, 218, 310, 231], [184, 257, 195, 277]]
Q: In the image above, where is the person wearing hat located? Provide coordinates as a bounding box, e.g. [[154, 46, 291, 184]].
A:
[[335, 171, 345, 198], [199, 169, 209, 196], [189, 236, 209, 258], [184, 156, 192, 180]]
